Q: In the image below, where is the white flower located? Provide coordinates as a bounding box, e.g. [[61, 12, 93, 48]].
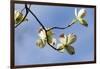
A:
[[14, 10, 28, 25], [36, 28, 56, 48], [57, 33, 76, 54], [75, 8, 86, 18], [59, 33, 76, 46], [75, 8, 88, 27]]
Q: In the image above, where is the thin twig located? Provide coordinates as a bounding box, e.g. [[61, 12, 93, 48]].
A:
[[21, 4, 31, 13], [21, 7, 25, 13], [47, 22, 75, 31]]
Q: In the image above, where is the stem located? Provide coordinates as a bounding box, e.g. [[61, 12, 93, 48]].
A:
[[21, 7, 25, 13], [26, 6, 60, 51], [47, 22, 75, 31]]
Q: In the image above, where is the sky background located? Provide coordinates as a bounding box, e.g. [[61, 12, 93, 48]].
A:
[[15, 4, 94, 65]]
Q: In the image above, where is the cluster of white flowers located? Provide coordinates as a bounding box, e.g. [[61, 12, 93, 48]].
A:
[[14, 8, 88, 55], [36, 28, 56, 48], [36, 28, 77, 55], [35, 8, 88, 55]]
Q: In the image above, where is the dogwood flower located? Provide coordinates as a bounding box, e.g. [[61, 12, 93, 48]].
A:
[[74, 8, 88, 27], [14, 10, 28, 26], [75, 8, 86, 18], [36, 28, 56, 48], [57, 33, 76, 55]]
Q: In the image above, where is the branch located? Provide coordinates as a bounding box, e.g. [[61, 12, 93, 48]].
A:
[[26, 6, 60, 51], [26, 5, 45, 30], [21, 4, 31, 13], [45, 30, 61, 51], [47, 21, 75, 31]]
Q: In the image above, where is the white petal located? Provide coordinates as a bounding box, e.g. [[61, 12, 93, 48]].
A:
[[75, 8, 78, 17], [59, 33, 67, 45], [67, 33, 77, 45], [38, 28, 46, 40], [36, 39, 46, 48], [14, 10, 19, 19], [77, 8, 86, 18]]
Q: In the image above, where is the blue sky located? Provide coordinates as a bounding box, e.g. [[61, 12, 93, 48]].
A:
[[15, 4, 95, 65]]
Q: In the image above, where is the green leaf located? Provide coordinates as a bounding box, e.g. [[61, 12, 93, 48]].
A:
[[65, 46, 75, 55]]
